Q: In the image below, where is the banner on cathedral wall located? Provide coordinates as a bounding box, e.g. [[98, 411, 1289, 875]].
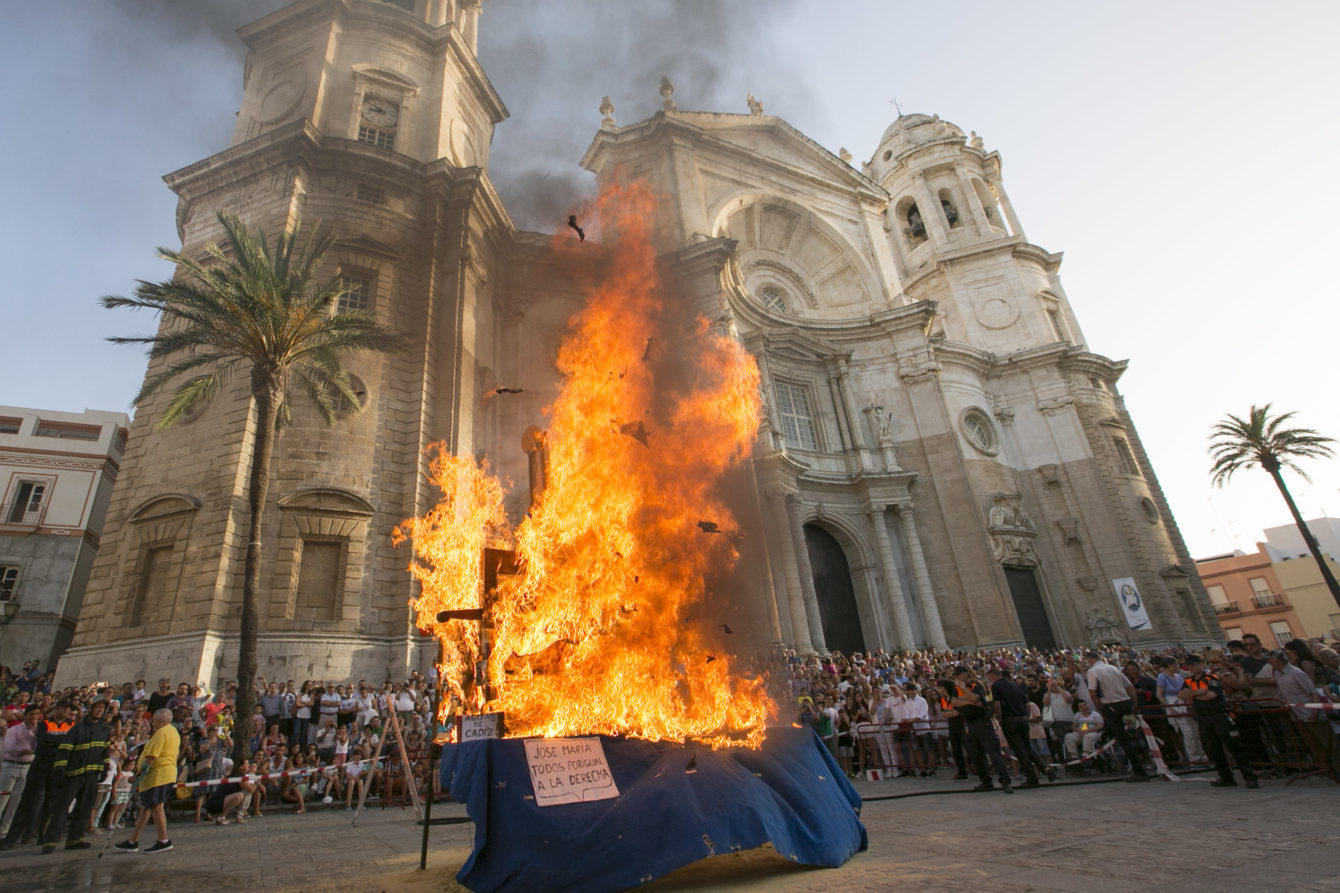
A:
[[1111, 577, 1152, 631]]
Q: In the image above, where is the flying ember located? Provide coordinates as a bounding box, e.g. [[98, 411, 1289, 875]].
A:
[[394, 181, 775, 748]]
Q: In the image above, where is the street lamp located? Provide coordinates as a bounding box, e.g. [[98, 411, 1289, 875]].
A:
[[0, 601, 18, 624]]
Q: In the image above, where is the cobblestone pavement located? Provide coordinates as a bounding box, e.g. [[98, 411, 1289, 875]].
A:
[[4, 774, 1338, 892]]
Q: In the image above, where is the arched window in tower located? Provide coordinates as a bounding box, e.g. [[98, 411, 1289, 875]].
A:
[[896, 198, 927, 246], [380, 0, 416, 13], [938, 189, 960, 228], [971, 178, 1006, 233]]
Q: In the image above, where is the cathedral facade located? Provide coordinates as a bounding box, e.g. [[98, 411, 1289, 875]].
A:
[[56, 0, 1216, 687]]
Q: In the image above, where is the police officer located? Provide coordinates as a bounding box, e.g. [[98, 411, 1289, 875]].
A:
[[949, 666, 1013, 793], [1180, 654, 1258, 789], [934, 678, 970, 779]]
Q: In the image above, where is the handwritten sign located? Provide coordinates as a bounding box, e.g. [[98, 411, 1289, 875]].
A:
[[524, 737, 619, 806], [458, 712, 504, 742]]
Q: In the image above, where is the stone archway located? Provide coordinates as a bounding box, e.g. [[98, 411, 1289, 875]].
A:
[[803, 524, 866, 655]]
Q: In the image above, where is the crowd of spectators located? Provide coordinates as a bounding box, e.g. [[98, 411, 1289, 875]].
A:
[[1, 630, 1338, 854], [773, 633, 1340, 788], [0, 669, 439, 853]]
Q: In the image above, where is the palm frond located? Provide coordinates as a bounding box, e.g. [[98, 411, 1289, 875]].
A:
[[154, 364, 237, 430], [1208, 403, 1335, 487]]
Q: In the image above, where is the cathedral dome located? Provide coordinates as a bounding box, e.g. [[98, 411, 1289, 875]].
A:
[[870, 114, 966, 172]]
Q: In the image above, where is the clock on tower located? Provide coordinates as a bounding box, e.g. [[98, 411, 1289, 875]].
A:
[[358, 96, 400, 150]]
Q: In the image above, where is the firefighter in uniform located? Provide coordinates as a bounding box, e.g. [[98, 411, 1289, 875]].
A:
[[949, 666, 1013, 793], [936, 681, 970, 779], [41, 698, 113, 852], [1180, 654, 1258, 789]]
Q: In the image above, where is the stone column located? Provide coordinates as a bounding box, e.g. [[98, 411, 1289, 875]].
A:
[[753, 348, 783, 451], [866, 505, 915, 648], [953, 165, 991, 236], [898, 504, 947, 648], [911, 172, 951, 248], [767, 490, 813, 653], [785, 493, 827, 653], [825, 369, 852, 451], [987, 174, 1026, 241], [832, 358, 868, 453]]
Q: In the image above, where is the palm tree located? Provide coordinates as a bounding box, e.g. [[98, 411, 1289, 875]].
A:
[[1209, 404, 1340, 610], [104, 211, 403, 762]]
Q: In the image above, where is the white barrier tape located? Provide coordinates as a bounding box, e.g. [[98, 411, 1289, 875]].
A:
[[1135, 716, 1180, 781]]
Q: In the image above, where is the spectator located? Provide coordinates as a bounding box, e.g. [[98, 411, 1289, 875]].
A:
[[293, 681, 315, 748], [280, 752, 311, 814], [259, 680, 284, 732], [0, 705, 39, 839], [338, 686, 358, 730], [192, 726, 228, 823], [1066, 701, 1104, 762], [899, 682, 934, 777], [1267, 649, 1340, 776]]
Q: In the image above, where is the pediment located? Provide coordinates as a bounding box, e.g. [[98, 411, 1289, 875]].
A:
[[749, 327, 846, 363], [351, 64, 420, 95], [689, 115, 881, 197], [129, 493, 201, 522], [278, 487, 375, 517], [334, 235, 399, 261]]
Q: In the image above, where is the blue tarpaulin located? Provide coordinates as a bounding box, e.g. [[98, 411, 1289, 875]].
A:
[[439, 725, 866, 893]]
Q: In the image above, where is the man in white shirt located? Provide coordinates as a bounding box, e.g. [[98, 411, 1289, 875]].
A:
[[899, 683, 933, 777], [1082, 650, 1150, 781]]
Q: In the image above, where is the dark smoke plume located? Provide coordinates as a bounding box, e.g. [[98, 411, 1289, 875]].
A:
[[97, 0, 815, 232]]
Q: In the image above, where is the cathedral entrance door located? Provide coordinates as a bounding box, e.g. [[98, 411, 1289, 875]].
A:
[[804, 525, 866, 655], [1003, 566, 1056, 649]]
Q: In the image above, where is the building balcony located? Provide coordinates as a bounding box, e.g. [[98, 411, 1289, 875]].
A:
[[1249, 593, 1289, 613], [1214, 601, 1240, 615]]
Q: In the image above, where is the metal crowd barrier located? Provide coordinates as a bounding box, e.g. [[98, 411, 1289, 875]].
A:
[[1136, 698, 1338, 783]]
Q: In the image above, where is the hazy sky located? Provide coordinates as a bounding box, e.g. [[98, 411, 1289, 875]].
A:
[[4, 1, 1338, 560]]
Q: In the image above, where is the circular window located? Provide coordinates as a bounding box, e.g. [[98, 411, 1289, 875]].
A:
[[759, 286, 787, 313], [1139, 497, 1160, 524], [961, 409, 998, 454], [882, 149, 893, 162], [335, 374, 370, 418], [179, 391, 211, 425]]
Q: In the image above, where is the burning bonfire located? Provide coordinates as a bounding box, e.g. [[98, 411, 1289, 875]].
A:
[[394, 182, 776, 748]]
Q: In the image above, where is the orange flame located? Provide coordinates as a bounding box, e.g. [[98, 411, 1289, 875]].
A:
[[397, 180, 775, 747]]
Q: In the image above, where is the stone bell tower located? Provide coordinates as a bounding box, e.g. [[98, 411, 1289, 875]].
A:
[[57, 0, 518, 686]]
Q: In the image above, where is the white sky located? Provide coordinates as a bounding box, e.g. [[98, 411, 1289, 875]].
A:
[[4, 1, 1338, 560]]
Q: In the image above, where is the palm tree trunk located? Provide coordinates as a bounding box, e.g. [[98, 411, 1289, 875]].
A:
[[1267, 465, 1340, 611], [233, 371, 281, 765]]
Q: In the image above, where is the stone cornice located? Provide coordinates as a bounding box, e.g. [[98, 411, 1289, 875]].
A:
[[1058, 351, 1129, 383]]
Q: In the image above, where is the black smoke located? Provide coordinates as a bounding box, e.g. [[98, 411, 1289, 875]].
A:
[[99, 0, 815, 233]]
